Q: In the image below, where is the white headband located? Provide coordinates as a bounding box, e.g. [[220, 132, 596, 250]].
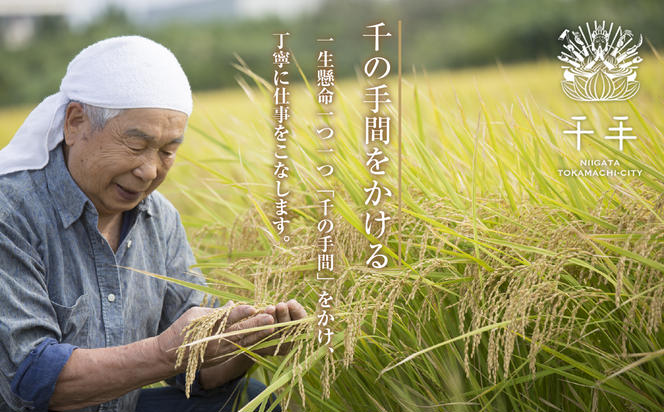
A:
[[0, 35, 192, 176]]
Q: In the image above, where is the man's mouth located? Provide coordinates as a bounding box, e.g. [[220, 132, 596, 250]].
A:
[[115, 183, 142, 202]]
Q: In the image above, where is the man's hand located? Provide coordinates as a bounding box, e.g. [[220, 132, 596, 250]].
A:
[[156, 305, 276, 370], [256, 299, 308, 356], [197, 299, 307, 390]]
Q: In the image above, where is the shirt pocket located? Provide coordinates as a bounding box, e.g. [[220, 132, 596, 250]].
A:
[[50, 293, 91, 344]]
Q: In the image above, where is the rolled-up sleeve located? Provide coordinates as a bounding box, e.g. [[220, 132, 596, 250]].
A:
[[10, 338, 77, 411], [0, 219, 73, 411]]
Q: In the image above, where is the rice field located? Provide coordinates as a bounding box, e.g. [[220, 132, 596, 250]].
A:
[[2, 56, 663, 411]]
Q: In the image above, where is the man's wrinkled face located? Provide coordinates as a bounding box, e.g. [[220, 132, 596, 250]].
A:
[[63, 103, 187, 218]]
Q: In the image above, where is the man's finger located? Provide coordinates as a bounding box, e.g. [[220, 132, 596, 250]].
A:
[[225, 313, 274, 341], [287, 299, 307, 320], [226, 305, 257, 324], [275, 302, 291, 323], [262, 305, 276, 322], [236, 314, 275, 348]]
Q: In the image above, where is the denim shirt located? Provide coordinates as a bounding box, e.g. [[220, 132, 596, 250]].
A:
[[0, 145, 205, 411]]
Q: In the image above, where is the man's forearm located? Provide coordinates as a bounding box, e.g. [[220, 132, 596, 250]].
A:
[[49, 336, 175, 410]]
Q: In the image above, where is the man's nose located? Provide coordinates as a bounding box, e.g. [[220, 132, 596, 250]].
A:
[[133, 152, 159, 181]]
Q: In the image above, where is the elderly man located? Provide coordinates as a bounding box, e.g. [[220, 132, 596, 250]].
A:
[[0, 36, 304, 411]]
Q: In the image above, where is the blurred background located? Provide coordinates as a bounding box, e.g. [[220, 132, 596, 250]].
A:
[[0, 0, 662, 108]]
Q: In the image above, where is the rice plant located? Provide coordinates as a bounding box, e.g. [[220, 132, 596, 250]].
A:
[[160, 54, 664, 412]]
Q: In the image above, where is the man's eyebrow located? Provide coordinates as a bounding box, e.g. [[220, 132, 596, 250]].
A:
[[124, 128, 184, 144]]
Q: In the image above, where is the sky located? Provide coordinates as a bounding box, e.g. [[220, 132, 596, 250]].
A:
[[66, 0, 320, 24]]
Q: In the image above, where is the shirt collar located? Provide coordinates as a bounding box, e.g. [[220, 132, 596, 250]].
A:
[[44, 145, 154, 229]]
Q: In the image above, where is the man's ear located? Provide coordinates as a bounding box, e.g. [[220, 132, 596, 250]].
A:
[[63, 102, 89, 146]]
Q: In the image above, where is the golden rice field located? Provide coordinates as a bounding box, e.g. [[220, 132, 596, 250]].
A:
[[2, 56, 663, 411]]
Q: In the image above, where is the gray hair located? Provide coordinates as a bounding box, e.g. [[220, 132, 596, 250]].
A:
[[72, 101, 124, 130], [69, 101, 188, 131]]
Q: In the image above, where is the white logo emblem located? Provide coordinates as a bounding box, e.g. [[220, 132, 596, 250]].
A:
[[558, 21, 642, 101]]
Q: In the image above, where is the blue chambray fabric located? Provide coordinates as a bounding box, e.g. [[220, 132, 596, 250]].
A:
[[0, 144, 205, 411]]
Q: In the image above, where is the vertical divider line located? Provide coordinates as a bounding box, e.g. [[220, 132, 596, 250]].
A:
[[398, 19, 402, 267]]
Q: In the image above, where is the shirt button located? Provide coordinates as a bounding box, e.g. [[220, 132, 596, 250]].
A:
[[127, 240, 132, 248], [107, 293, 116, 302]]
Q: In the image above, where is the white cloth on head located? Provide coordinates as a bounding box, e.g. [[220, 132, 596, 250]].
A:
[[0, 35, 192, 176]]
